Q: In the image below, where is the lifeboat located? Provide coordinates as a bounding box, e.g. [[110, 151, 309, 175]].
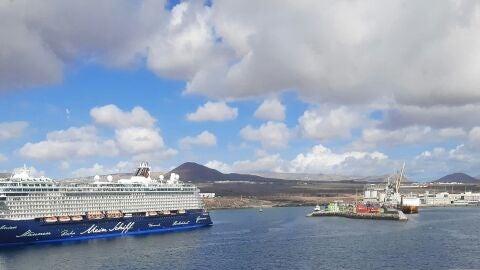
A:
[[106, 211, 123, 218], [44, 217, 58, 223], [71, 215, 83, 221], [147, 211, 158, 216], [86, 212, 105, 220], [58, 216, 71, 222], [178, 209, 186, 214], [162, 210, 171, 215]]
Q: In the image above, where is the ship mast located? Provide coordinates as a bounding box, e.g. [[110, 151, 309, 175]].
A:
[[395, 162, 405, 194]]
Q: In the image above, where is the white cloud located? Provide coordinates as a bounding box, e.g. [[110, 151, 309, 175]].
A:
[[19, 126, 118, 160], [59, 161, 70, 170], [205, 160, 232, 173], [0, 121, 28, 140], [298, 107, 361, 141], [71, 161, 132, 177], [185, 1, 480, 107], [0, 0, 167, 90], [131, 148, 178, 163], [186, 101, 238, 122], [208, 144, 393, 176], [91, 104, 156, 129], [254, 98, 286, 121], [19, 105, 173, 162], [10, 165, 46, 178], [382, 104, 480, 130], [412, 144, 480, 179], [180, 130, 217, 149], [146, 1, 229, 80], [352, 126, 467, 150], [240, 121, 290, 149], [290, 144, 390, 175], [4, 1, 480, 111], [206, 154, 286, 174], [439, 128, 467, 138], [115, 127, 164, 154], [230, 154, 287, 173]]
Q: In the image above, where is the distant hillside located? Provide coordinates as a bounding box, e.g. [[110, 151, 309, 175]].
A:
[[255, 172, 357, 182], [166, 162, 280, 183], [0, 172, 9, 178], [434, 173, 479, 183]]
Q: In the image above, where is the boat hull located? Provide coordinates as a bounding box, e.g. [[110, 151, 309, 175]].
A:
[[401, 205, 419, 214], [0, 209, 212, 246]]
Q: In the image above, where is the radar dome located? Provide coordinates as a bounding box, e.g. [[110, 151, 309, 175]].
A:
[[94, 175, 100, 181], [107, 175, 113, 182]]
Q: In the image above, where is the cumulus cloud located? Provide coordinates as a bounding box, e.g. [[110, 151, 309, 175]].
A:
[[240, 121, 291, 149], [91, 104, 156, 129], [207, 144, 394, 176], [146, 1, 230, 80], [71, 161, 133, 177], [298, 107, 361, 141], [0, 0, 168, 90], [180, 130, 217, 149], [181, 1, 480, 107], [290, 144, 390, 175], [115, 127, 164, 154], [19, 105, 174, 162], [19, 126, 118, 160], [206, 154, 287, 174], [412, 144, 480, 179], [9, 165, 46, 177], [254, 98, 286, 121], [130, 148, 178, 163], [3, 0, 480, 110], [186, 101, 238, 121], [381, 104, 480, 130], [0, 121, 28, 140], [205, 160, 232, 173], [352, 126, 467, 150], [230, 154, 287, 173]]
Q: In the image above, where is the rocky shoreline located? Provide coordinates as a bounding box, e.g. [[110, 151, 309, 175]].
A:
[[203, 195, 361, 210]]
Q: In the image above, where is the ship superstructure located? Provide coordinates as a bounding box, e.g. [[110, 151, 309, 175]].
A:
[[0, 162, 212, 246]]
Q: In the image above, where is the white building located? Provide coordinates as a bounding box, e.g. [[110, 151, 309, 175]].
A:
[[199, 193, 215, 198]]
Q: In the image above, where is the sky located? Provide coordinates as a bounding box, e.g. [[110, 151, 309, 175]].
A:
[[1, 0, 480, 181]]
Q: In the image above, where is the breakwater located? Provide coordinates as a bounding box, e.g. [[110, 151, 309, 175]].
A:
[[307, 210, 408, 221]]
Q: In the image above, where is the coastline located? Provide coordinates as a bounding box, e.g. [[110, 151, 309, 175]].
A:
[[203, 195, 360, 210]]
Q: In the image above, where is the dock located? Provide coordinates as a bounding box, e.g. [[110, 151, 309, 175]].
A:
[[307, 210, 408, 221]]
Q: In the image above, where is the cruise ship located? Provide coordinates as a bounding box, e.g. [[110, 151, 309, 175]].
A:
[[0, 162, 212, 246]]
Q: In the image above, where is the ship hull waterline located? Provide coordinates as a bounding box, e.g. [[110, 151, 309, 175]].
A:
[[0, 210, 212, 247]]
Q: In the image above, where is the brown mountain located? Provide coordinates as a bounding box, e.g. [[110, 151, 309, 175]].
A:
[[166, 162, 280, 183], [434, 173, 479, 183]]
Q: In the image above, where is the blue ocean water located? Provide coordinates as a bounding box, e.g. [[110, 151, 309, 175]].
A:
[[1, 207, 480, 270]]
